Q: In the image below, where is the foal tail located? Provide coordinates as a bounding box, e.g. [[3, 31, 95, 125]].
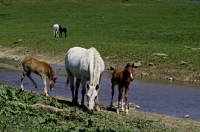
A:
[[15, 58, 23, 68]]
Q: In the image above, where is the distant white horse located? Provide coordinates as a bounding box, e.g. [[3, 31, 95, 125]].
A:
[[65, 47, 105, 113], [53, 24, 59, 38]]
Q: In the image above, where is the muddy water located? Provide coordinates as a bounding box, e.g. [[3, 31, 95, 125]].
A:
[[0, 58, 200, 120]]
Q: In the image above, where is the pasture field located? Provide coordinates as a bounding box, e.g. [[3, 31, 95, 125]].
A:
[[0, 0, 200, 66]]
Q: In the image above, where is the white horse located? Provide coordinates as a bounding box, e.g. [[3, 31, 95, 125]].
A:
[[53, 24, 59, 38], [65, 47, 105, 113]]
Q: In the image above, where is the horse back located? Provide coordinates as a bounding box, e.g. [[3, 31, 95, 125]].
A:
[[111, 69, 130, 86], [62, 28, 67, 33], [22, 56, 52, 75], [65, 47, 104, 81], [65, 47, 90, 79], [53, 24, 59, 30], [111, 69, 123, 85]]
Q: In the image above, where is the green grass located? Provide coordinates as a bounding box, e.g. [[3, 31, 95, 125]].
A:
[[0, 84, 178, 131], [0, 0, 200, 66]]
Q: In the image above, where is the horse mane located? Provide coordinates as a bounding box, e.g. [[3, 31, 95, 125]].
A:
[[88, 47, 101, 86], [48, 64, 55, 80]]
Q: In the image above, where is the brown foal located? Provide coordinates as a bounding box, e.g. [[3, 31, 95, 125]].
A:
[[16, 56, 57, 96], [110, 63, 135, 114]]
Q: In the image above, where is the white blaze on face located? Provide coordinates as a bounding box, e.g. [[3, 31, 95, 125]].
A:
[[87, 85, 98, 111], [130, 72, 134, 80]]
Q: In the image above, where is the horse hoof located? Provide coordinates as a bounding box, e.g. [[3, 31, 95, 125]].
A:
[[95, 106, 100, 111], [109, 105, 114, 108], [20, 88, 24, 91], [72, 100, 79, 106], [117, 109, 120, 114], [125, 110, 129, 114]]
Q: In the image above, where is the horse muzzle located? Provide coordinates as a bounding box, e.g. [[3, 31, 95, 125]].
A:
[[88, 109, 93, 114]]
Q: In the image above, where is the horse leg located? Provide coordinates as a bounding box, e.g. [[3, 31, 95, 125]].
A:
[[20, 71, 26, 90], [81, 79, 86, 106], [74, 78, 81, 105], [117, 86, 123, 114], [110, 83, 115, 108], [81, 85, 86, 106], [26, 71, 37, 88], [56, 30, 58, 37], [40, 74, 48, 96], [121, 88, 125, 112], [69, 76, 75, 104], [125, 86, 130, 114], [95, 90, 100, 111]]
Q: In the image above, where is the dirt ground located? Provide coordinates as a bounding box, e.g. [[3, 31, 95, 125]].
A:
[[1, 46, 200, 130], [1, 46, 200, 83]]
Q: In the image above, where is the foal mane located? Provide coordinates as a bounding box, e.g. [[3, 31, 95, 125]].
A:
[[122, 63, 134, 81], [48, 64, 55, 80]]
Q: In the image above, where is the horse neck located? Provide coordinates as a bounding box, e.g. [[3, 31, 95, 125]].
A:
[[48, 66, 54, 80], [122, 69, 130, 81], [89, 50, 100, 86]]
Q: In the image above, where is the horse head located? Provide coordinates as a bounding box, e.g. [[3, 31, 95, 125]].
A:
[[125, 63, 135, 81], [59, 25, 62, 30], [49, 77, 57, 90], [87, 83, 99, 113]]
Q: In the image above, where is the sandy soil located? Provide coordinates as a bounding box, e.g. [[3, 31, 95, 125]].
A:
[[1, 46, 200, 130]]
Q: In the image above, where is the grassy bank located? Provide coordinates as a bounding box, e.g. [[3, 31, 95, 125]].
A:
[[0, 84, 165, 131], [0, 0, 200, 67], [1, 84, 200, 131]]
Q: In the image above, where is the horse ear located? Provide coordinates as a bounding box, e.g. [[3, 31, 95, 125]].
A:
[[87, 84, 89, 89], [95, 84, 99, 90], [125, 63, 130, 68]]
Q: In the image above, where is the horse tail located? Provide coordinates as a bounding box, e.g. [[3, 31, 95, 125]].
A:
[[111, 70, 116, 84], [15, 58, 23, 68], [65, 77, 69, 89]]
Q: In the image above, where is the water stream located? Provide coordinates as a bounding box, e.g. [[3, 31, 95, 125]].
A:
[[0, 58, 200, 120]]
